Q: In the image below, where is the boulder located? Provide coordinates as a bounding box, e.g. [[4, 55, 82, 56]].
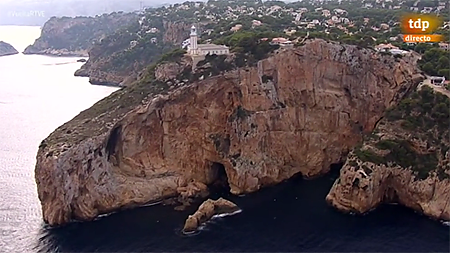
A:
[[182, 198, 240, 233]]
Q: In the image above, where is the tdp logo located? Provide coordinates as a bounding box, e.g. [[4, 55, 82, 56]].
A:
[[408, 18, 429, 31], [401, 14, 442, 34]]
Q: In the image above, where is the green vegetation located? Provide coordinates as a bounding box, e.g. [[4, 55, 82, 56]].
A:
[[356, 139, 439, 180], [39, 13, 139, 51], [417, 46, 450, 79], [386, 86, 450, 132], [357, 87, 450, 180], [193, 54, 235, 79], [214, 31, 280, 67], [159, 48, 187, 63], [355, 148, 385, 165]]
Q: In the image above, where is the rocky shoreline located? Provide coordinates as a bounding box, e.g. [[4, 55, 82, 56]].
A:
[[327, 85, 450, 221], [34, 40, 435, 226], [22, 47, 89, 57]]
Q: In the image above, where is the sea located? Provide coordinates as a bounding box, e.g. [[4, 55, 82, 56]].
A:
[[0, 25, 448, 253]]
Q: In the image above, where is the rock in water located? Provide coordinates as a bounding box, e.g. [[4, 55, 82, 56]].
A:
[[0, 41, 19, 57], [182, 198, 240, 233], [35, 40, 424, 226]]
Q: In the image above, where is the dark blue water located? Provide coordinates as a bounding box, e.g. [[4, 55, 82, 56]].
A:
[[1, 26, 449, 252], [34, 167, 449, 252]]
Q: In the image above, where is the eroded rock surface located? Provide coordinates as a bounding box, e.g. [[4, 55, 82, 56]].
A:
[[183, 198, 240, 233], [35, 40, 423, 225], [327, 86, 450, 221]]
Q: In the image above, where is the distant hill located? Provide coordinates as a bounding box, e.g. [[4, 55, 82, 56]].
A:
[[0, 0, 178, 26]]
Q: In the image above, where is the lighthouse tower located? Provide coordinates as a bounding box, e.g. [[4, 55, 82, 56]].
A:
[[189, 25, 198, 55]]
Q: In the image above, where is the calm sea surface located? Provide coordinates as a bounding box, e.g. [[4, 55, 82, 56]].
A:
[[0, 26, 448, 253]]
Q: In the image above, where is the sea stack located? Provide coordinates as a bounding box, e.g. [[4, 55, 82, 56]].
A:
[[182, 198, 240, 233], [0, 41, 19, 57]]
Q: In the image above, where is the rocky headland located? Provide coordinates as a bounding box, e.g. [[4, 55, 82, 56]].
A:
[[73, 19, 192, 86], [23, 13, 139, 57], [0, 41, 19, 57], [35, 39, 427, 226], [326, 85, 450, 220]]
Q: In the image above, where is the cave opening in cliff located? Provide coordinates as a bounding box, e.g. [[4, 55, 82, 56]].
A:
[[329, 162, 345, 177], [208, 162, 231, 198], [106, 125, 121, 160]]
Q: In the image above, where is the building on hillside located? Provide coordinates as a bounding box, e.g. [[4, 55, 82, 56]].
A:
[[439, 42, 449, 51], [389, 49, 409, 55], [430, 76, 446, 85], [187, 25, 229, 56], [252, 20, 262, 27], [375, 43, 398, 52], [230, 24, 243, 32], [270, 37, 293, 48]]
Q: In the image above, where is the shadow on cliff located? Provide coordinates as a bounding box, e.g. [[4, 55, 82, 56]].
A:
[[208, 162, 232, 199]]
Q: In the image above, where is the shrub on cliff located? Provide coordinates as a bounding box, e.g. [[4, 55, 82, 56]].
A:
[[159, 48, 187, 63], [376, 86, 450, 180], [386, 86, 450, 132], [418, 48, 450, 79], [214, 31, 279, 66]]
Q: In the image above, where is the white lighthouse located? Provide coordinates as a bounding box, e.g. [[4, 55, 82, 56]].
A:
[[189, 25, 198, 55], [185, 25, 229, 57]]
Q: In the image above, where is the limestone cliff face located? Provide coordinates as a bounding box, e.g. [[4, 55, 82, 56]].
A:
[[0, 41, 18, 57], [74, 21, 191, 86], [327, 86, 450, 221], [23, 13, 138, 57], [35, 40, 423, 225]]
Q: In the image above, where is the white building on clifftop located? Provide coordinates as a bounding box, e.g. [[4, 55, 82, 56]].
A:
[[188, 25, 229, 56]]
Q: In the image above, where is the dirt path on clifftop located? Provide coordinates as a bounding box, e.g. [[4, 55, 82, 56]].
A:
[[419, 78, 450, 98]]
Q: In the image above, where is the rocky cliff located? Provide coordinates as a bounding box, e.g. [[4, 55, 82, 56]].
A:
[[35, 40, 423, 226], [327, 85, 450, 221], [0, 41, 18, 57], [74, 19, 191, 86], [23, 13, 139, 57]]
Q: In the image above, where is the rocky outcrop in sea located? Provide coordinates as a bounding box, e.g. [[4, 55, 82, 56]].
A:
[[183, 198, 240, 233], [0, 41, 19, 57], [327, 85, 450, 220]]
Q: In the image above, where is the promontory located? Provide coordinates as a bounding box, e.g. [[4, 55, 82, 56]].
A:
[[35, 39, 437, 226], [0, 41, 19, 57]]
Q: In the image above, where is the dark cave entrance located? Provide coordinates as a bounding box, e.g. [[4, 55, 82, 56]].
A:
[[106, 125, 121, 161], [329, 162, 345, 180], [208, 162, 231, 198]]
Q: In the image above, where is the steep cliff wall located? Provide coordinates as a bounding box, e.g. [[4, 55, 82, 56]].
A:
[[23, 13, 139, 57], [35, 40, 423, 225], [327, 85, 450, 221], [0, 41, 18, 57]]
